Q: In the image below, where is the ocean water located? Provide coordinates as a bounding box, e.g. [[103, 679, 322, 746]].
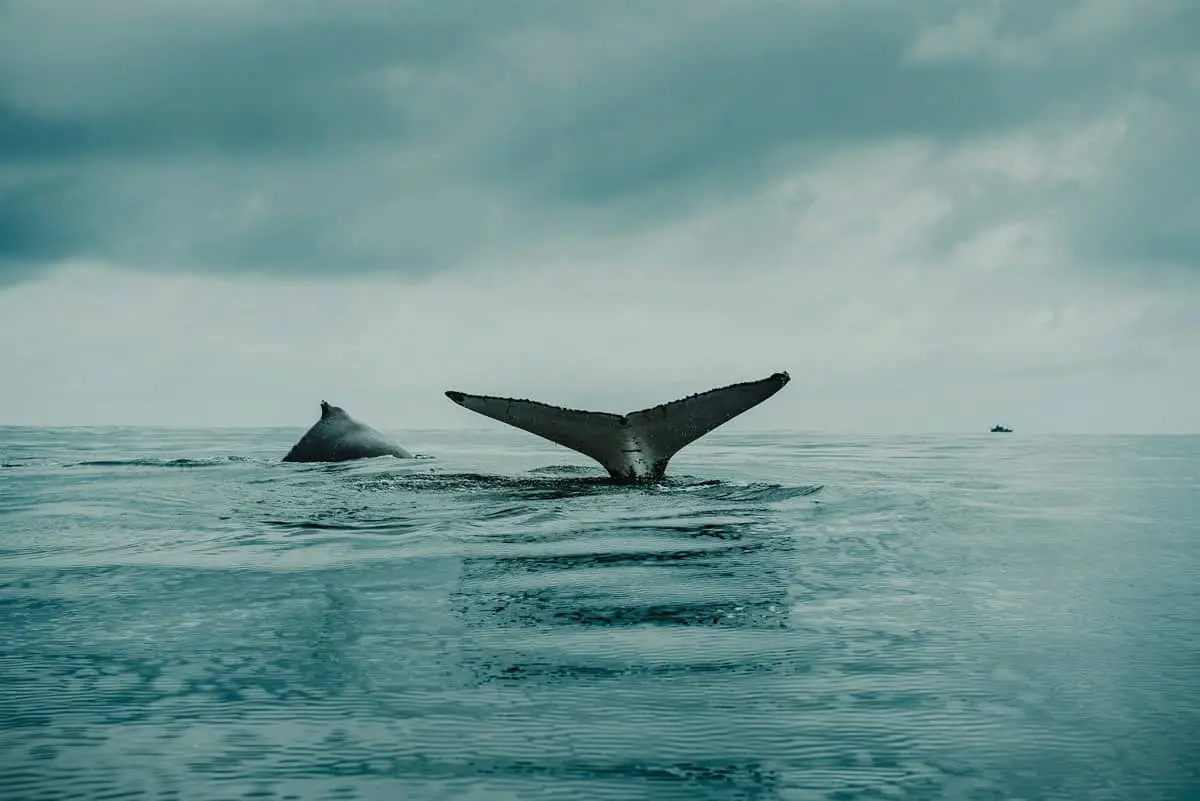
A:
[[1, 427, 1197, 801]]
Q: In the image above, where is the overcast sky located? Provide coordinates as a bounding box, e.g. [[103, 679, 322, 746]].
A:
[[1, 0, 1196, 432]]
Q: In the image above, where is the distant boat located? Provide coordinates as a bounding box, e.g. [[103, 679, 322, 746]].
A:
[[990, 424, 1013, 433]]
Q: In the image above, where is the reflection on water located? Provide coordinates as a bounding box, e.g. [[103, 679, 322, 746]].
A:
[[1, 427, 1198, 799]]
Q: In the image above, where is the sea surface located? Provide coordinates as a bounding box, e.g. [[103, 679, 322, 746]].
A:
[[1, 427, 1197, 800]]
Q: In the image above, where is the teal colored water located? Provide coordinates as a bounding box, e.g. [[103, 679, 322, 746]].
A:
[[1, 428, 1197, 800]]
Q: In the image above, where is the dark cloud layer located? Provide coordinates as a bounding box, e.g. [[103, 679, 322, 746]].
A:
[[1, 0, 1197, 286]]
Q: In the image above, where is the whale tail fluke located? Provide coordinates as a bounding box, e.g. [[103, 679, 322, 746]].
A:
[[444, 371, 790, 481]]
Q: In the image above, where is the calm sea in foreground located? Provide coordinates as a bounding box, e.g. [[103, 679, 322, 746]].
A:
[[1, 427, 1197, 800]]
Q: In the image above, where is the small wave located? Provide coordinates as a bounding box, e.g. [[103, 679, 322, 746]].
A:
[[466, 597, 792, 631], [69, 456, 259, 469], [261, 518, 422, 534], [324, 471, 823, 504], [673, 481, 823, 503], [349, 471, 618, 499], [527, 464, 599, 475]]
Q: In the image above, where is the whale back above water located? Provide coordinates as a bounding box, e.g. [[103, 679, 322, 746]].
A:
[[282, 401, 412, 462], [444, 371, 790, 481]]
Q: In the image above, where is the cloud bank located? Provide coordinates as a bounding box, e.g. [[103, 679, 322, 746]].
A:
[[2, 0, 1197, 284], [0, 0, 1196, 430]]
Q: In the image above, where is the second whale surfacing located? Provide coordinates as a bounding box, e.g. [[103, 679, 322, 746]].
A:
[[283, 401, 412, 462], [445, 371, 790, 481]]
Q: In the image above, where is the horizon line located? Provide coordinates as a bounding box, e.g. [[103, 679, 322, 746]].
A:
[[0, 424, 1197, 437]]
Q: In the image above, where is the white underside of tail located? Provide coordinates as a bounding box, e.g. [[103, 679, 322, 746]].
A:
[[445, 371, 790, 480]]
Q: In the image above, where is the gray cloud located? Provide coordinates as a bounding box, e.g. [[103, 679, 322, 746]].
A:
[[492, 12, 1052, 202], [1, 0, 1197, 286], [1070, 98, 1200, 285]]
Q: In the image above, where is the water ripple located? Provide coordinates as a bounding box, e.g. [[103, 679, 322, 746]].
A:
[[1, 428, 1198, 799]]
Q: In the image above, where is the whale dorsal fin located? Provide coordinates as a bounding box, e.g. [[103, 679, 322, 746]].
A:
[[320, 401, 349, 420], [444, 371, 790, 480]]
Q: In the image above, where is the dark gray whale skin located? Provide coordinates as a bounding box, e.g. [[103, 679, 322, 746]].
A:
[[444, 371, 790, 480], [282, 401, 411, 462]]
